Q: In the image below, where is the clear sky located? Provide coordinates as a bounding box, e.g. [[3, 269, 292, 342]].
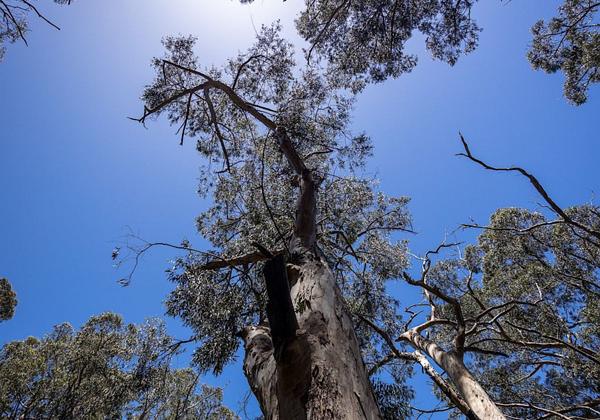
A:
[[0, 0, 598, 418]]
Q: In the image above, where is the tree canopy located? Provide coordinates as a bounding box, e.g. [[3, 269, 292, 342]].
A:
[[529, 0, 599, 105], [0, 278, 17, 322], [296, 0, 480, 90], [401, 149, 600, 417], [242, 0, 600, 103], [0, 312, 236, 419], [1, 0, 598, 418], [128, 4, 599, 417]]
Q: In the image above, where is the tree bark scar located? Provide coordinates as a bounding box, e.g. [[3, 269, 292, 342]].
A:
[[263, 254, 299, 356], [354, 391, 368, 419]]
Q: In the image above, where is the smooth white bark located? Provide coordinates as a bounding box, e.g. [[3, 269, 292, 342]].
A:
[[402, 330, 505, 420]]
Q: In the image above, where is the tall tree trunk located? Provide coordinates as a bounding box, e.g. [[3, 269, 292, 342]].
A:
[[183, 80, 383, 418], [241, 255, 381, 419], [401, 330, 505, 420], [236, 123, 382, 419]]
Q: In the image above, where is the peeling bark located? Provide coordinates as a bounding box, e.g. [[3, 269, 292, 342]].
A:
[[240, 326, 278, 416], [242, 258, 382, 419], [237, 123, 381, 418]]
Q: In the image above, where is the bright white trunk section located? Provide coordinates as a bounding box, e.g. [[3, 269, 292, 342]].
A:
[[404, 330, 506, 420]]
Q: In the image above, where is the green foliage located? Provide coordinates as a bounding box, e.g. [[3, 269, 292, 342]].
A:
[[0, 278, 17, 322], [141, 24, 411, 378], [372, 380, 413, 419], [242, 0, 598, 103], [528, 0, 599, 104], [296, 0, 480, 90], [0, 313, 236, 419], [137, 3, 598, 416]]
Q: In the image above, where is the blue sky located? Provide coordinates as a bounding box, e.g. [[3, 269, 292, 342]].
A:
[[0, 0, 598, 417]]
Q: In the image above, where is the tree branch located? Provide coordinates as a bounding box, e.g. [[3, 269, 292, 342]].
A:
[[458, 133, 600, 242]]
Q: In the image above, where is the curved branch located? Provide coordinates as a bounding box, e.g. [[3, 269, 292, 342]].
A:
[[458, 134, 600, 243]]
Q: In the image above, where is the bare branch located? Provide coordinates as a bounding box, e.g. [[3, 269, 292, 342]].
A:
[[458, 134, 600, 243], [203, 86, 231, 172]]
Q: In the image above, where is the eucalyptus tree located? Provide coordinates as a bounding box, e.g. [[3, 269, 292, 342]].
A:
[[130, 29, 599, 416], [243, 0, 598, 103], [131, 21, 518, 418], [461, 204, 600, 418], [368, 140, 600, 419], [126, 2, 599, 419], [133, 24, 416, 419], [449, 143, 600, 418], [0, 312, 236, 419], [0, 0, 72, 61], [0, 278, 16, 322]]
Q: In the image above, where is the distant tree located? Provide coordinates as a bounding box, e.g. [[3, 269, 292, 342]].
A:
[[0, 312, 236, 419], [0, 0, 73, 61], [0, 278, 17, 322], [459, 204, 600, 418]]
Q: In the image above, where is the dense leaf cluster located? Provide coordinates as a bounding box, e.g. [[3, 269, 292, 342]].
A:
[[0, 278, 17, 322], [0, 313, 236, 419], [296, 0, 480, 90], [528, 0, 599, 104]]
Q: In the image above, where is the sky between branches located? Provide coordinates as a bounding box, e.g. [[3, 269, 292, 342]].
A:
[[0, 0, 598, 417]]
